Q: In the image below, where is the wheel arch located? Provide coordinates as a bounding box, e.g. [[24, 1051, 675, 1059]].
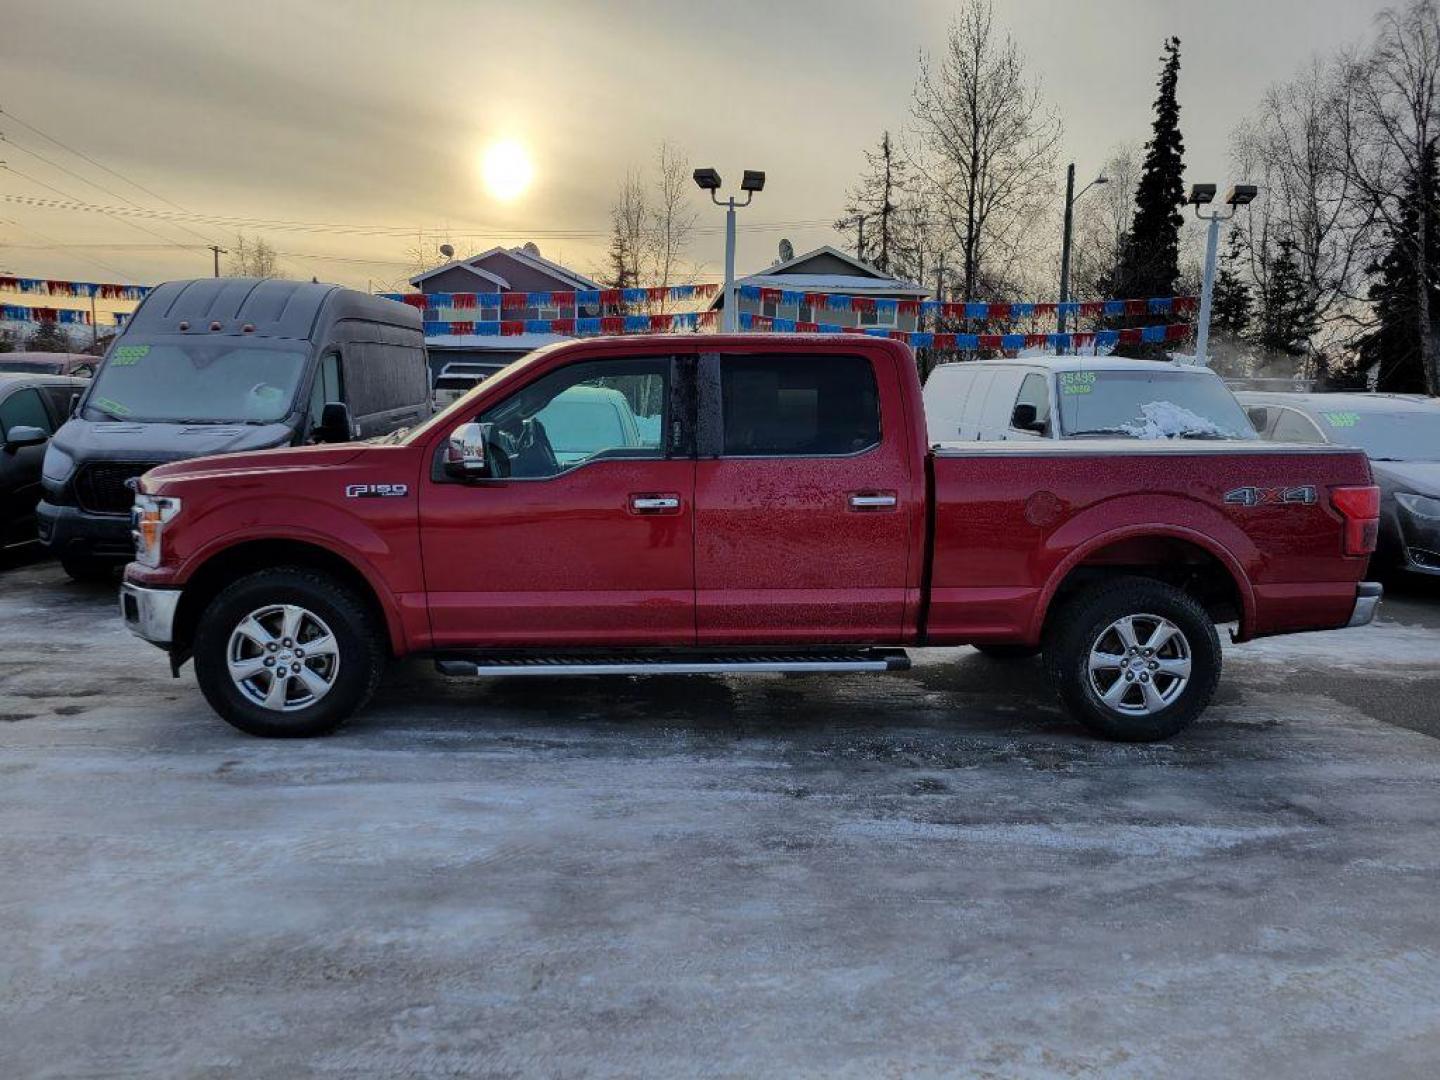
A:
[[170, 538, 403, 669], [1033, 526, 1254, 643]]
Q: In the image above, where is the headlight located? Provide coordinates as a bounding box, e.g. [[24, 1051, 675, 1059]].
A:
[[1396, 492, 1440, 521], [131, 493, 182, 567]]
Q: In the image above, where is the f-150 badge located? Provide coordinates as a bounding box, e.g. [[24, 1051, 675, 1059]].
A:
[[1224, 485, 1317, 507], [345, 483, 409, 498]]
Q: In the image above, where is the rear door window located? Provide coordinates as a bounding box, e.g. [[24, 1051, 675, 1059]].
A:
[[719, 354, 879, 456]]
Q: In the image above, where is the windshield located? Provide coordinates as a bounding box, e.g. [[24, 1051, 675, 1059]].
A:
[[1314, 407, 1440, 461], [82, 342, 308, 424], [1059, 370, 1255, 439]]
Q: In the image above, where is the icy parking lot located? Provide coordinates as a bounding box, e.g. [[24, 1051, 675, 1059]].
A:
[[2, 558, 1439, 1078]]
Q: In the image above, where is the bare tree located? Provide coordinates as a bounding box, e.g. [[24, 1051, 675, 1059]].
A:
[[1231, 58, 1377, 356], [646, 140, 697, 303], [908, 0, 1062, 300], [226, 233, 282, 278], [1067, 142, 1141, 298], [603, 171, 649, 291], [1339, 0, 1440, 392]]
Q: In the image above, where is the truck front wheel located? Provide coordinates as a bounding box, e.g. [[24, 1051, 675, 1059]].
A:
[[192, 568, 385, 738], [1045, 577, 1221, 742]]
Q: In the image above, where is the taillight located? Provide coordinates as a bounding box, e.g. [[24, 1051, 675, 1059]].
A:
[[1331, 485, 1380, 556]]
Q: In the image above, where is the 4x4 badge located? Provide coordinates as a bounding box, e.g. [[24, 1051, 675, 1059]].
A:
[[1224, 485, 1317, 507]]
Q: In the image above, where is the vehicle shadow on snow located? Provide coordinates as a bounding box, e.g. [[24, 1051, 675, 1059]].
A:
[[355, 650, 1099, 747]]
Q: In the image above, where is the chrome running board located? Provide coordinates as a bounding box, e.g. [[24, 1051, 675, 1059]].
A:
[[435, 648, 911, 678]]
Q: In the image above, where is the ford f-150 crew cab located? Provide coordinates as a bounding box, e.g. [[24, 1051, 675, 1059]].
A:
[[120, 335, 1383, 742]]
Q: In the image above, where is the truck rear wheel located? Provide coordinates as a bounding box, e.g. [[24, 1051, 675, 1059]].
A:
[[1045, 577, 1220, 742], [192, 567, 385, 738]]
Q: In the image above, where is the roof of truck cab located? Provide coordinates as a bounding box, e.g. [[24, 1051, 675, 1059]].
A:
[[125, 278, 420, 341]]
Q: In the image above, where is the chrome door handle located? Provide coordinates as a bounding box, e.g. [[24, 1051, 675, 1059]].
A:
[[848, 492, 897, 510], [630, 494, 681, 513]]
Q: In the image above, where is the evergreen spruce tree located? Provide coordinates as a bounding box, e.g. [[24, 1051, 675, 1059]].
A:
[[1359, 140, 1440, 394], [1254, 239, 1318, 358], [836, 131, 907, 273], [24, 321, 71, 353], [1117, 38, 1186, 300], [1210, 228, 1252, 339]]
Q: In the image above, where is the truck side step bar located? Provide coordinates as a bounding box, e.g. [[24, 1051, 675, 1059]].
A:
[[434, 648, 911, 678]]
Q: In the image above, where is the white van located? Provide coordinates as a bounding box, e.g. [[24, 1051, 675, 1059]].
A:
[[922, 357, 1256, 443]]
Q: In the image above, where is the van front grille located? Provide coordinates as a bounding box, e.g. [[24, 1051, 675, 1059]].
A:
[[75, 462, 160, 516]]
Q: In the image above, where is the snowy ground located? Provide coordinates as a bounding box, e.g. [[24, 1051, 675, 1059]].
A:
[[2, 556, 1439, 1078]]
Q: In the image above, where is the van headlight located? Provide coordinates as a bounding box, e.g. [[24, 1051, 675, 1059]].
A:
[[1396, 492, 1440, 521], [131, 494, 182, 567]]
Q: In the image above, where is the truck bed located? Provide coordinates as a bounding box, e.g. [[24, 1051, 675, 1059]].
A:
[[925, 439, 1374, 645]]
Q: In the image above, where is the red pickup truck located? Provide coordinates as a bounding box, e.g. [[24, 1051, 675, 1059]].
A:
[[120, 335, 1382, 742]]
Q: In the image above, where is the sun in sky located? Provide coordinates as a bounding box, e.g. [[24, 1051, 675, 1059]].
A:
[[481, 139, 535, 202]]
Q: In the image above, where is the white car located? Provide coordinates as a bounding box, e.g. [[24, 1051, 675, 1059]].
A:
[[923, 357, 1257, 443]]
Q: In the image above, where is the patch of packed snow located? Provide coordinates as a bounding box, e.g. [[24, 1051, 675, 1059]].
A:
[[1121, 400, 1239, 440]]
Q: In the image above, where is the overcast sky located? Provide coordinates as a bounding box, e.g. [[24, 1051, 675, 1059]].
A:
[[0, 0, 1394, 291]]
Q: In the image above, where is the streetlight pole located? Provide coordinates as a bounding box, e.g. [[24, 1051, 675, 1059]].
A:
[[1189, 183, 1257, 364], [1058, 163, 1108, 335], [694, 168, 765, 333]]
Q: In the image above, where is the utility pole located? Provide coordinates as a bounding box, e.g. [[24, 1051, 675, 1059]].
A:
[[89, 289, 97, 348], [209, 245, 226, 277], [1058, 163, 1108, 335], [1058, 163, 1075, 335]]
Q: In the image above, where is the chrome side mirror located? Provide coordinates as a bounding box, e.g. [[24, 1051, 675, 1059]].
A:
[[445, 421, 492, 477]]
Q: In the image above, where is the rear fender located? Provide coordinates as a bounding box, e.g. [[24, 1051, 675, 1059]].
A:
[[1033, 494, 1256, 641]]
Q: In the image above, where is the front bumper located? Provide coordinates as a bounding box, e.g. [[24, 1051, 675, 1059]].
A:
[[37, 500, 134, 562], [1396, 507, 1440, 575], [120, 581, 182, 646], [1347, 581, 1383, 628]]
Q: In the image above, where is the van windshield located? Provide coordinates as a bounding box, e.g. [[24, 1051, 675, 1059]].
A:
[[83, 342, 308, 423], [1059, 371, 1255, 440]]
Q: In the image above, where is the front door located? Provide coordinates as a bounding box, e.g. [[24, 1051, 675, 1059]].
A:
[[0, 387, 56, 540], [419, 354, 695, 649], [693, 350, 916, 643]]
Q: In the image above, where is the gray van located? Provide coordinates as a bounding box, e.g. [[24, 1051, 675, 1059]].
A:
[[38, 278, 431, 580]]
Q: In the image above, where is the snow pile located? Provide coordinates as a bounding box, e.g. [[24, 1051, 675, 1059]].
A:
[[1120, 400, 1238, 440]]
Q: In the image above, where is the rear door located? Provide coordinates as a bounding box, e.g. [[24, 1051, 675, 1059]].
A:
[[693, 348, 915, 643]]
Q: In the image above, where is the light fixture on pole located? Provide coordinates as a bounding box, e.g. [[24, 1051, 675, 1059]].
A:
[[1191, 183, 1257, 363], [1058, 163, 1108, 334], [694, 166, 765, 332]]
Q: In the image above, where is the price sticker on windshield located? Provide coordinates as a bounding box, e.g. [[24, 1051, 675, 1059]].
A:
[[112, 345, 150, 367], [1321, 411, 1359, 428], [1060, 371, 1097, 395]]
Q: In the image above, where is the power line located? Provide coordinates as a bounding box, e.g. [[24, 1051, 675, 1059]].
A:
[[0, 132, 222, 250], [0, 192, 838, 240], [0, 218, 140, 280]]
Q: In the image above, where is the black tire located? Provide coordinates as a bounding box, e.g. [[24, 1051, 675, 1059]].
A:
[[192, 567, 385, 738], [973, 643, 1042, 660], [1044, 576, 1221, 742], [60, 554, 118, 583]]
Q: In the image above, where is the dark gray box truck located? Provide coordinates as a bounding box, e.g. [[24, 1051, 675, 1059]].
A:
[[38, 278, 431, 580]]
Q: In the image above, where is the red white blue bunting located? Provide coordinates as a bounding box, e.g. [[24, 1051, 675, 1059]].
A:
[[382, 283, 719, 312], [0, 303, 95, 325], [738, 286, 1197, 321], [0, 276, 151, 301]]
